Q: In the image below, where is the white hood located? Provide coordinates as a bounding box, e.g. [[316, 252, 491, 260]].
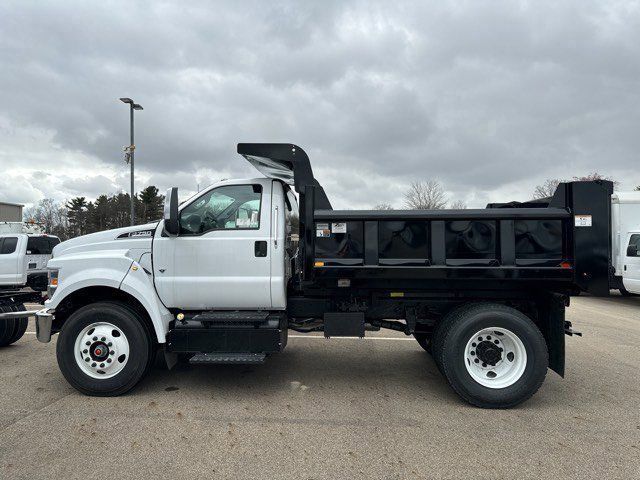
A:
[[53, 223, 159, 261]]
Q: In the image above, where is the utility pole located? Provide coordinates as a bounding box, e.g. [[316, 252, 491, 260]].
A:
[[119, 97, 143, 225]]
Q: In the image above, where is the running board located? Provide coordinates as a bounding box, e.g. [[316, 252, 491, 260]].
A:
[[190, 311, 270, 325], [189, 353, 266, 365]]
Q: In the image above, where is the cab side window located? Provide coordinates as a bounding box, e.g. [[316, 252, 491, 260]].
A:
[[179, 185, 262, 235], [27, 237, 53, 254], [628, 234, 640, 257], [0, 237, 18, 254]]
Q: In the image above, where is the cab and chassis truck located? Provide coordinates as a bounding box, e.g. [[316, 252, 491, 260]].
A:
[[0, 230, 59, 346], [27, 143, 624, 408]]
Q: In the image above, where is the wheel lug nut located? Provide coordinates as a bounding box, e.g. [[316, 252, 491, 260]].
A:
[[110, 350, 115, 355], [86, 341, 91, 346], [100, 363, 105, 368], [107, 359, 112, 363], [101, 337, 106, 342], [474, 359, 479, 363], [494, 340, 499, 344], [85, 357, 90, 362], [108, 342, 112, 347], [482, 363, 487, 367], [92, 336, 97, 341], [470, 351, 475, 355], [91, 362, 96, 367]]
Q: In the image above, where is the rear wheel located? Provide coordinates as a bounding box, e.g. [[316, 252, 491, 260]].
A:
[[436, 303, 548, 408], [0, 304, 28, 347], [56, 302, 153, 396]]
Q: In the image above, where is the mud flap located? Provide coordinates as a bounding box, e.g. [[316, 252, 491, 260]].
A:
[[542, 293, 567, 377]]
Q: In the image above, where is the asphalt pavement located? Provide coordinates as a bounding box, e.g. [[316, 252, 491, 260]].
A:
[[0, 295, 639, 479]]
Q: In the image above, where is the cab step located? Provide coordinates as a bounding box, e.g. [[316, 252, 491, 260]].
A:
[[190, 310, 270, 325], [189, 353, 266, 365]]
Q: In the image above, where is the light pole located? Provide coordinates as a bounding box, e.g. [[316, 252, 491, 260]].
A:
[[119, 97, 143, 226]]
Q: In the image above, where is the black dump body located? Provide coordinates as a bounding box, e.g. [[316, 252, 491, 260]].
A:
[[236, 143, 614, 377], [238, 143, 614, 299], [310, 181, 614, 297]]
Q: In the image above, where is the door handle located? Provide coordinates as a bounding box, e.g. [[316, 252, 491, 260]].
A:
[[255, 241, 267, 257], [274, 206, 279, 248]]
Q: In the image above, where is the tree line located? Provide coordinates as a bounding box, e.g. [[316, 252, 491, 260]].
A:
[[23, 186, 164, 240], [378, 172, 638, 210]]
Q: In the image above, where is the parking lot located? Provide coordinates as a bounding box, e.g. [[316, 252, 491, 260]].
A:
[[0, 295, 638, 480]]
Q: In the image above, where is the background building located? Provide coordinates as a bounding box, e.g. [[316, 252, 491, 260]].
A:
[[0, 201, 24, 222]]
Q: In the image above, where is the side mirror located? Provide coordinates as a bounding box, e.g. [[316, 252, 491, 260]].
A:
[[164, 187, 179, 235], [627, 244, 638, 257]]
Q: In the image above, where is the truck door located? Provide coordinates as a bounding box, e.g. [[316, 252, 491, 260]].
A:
[[25, 236, 58, 273], [623, 233, 640, 294], [153, 181, 273, 310], [0, 236, 21, 285]]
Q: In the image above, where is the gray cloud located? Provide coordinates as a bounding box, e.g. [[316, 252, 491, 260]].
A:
[[1, 0, 639, 209]]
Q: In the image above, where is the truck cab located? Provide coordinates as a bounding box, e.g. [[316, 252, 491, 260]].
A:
[[152, 178, 296, 310], [0, 232, 60, 291]]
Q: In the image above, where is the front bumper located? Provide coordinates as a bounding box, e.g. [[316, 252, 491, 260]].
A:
[[34, 308, 54, 343]]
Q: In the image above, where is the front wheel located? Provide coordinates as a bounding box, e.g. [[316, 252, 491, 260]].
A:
[[56, 302, 153, 396], [437, 304, 548, 408]]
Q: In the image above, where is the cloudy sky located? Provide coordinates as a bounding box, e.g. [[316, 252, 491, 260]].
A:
[[1, 0, 639, 209]]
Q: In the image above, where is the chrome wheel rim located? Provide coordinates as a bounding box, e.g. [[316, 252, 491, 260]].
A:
[[464, 327, 527, 389], [73, 322, 130, 379]]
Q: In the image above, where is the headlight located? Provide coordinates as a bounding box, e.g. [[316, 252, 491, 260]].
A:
[[47, 268, 60, 298]]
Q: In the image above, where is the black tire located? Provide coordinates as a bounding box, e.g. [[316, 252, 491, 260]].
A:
[[0, 304, 28, 347], [620, 287, 638, 297], [7, 305, 28, 344], [437, 303, 548, 409], [0, 316, 17, 347], [430, 314, 451, 374], [56, 301, 153, 396], [413, 332, 432, 353]]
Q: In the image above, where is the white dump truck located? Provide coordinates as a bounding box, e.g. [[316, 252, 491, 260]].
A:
[[18, 144, 640, 408]]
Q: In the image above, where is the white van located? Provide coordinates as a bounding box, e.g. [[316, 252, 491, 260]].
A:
[[611, 192, 640, 295], [0, 233, 60, 291]]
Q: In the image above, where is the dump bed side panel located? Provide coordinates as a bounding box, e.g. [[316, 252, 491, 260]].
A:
[[301, 181, 613, 296]]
